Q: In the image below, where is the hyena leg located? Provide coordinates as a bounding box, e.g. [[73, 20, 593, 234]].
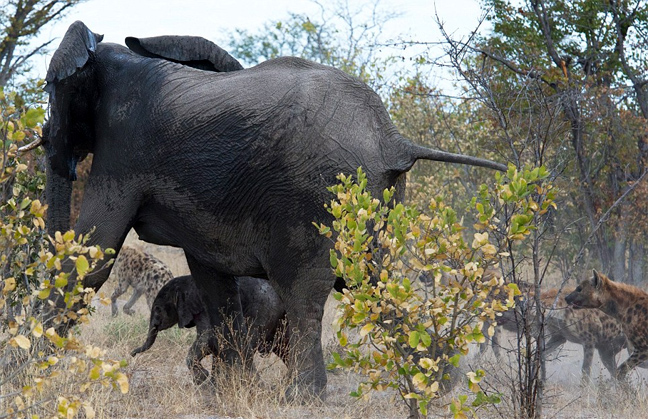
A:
[[544, 334, 566, 355], [111, 278, 130, 316], [617, 349, 648, 380], [597, 346, 618, 379], [478, 321, 497, 358], [490, 326, 501, 359], [123, 288, 143, 316], [580, 343, 594, 383]]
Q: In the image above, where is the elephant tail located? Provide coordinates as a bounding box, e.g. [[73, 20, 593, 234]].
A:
[[130, 327, 159, 356], [391, 137, 508, 173]]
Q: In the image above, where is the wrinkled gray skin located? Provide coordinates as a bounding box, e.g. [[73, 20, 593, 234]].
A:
[[41, 21, 507, 398], [131, 275, 288, 384]]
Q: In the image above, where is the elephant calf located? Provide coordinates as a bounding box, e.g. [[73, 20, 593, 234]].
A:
[[131, 275, 288, 384]]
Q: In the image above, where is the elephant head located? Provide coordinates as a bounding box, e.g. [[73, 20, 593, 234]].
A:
[[38, 21, 244, 236], [131, 275, 206, 357]]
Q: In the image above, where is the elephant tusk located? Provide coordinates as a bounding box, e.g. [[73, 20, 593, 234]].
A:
[[18, 136, 44, 152]]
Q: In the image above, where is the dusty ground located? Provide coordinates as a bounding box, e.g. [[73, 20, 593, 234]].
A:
[[84, 230, 648, 418]]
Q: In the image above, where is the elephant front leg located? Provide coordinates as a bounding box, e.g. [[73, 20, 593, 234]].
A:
[[187, 330, 211, 385], [73, 176, 143, 290], [46, 177, 140, 329], [185, 255, 250, 368]]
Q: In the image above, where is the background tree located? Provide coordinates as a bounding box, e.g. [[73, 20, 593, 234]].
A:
[[468, 0, 648, 283], [227, 0, 398, 91], [0, 0, 82, 87]]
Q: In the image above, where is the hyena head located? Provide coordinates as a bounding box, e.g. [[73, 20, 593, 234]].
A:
[[565, 269, 608, 309]]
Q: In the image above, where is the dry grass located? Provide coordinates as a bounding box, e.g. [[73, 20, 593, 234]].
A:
[[67, 231, 648, 418], [79, 298, 410, 419]]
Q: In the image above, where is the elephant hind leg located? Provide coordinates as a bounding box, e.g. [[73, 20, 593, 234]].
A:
[[271, 266, 335, 400]]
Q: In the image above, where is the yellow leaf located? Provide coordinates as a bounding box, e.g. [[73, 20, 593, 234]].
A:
[[471, 232, 489, 249], [481, 244, 497, 255], [99, 293, 111, 306], [488, 324, 495, 337], [83, 403, 96, 419], [37, 288, 50, 300], [359, 323, 374, 337], [11, 335, 31, 349], [429, 380, 439, 393], [32, 322, 43, 338], [3, 277, 16, 293], [115, 372, 129, 394], [88, 246, 100, 259], [412, 372, 427, 388]]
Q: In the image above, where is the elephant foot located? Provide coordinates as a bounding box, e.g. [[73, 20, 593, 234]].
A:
[[191, 365, 210, 385], [284, 374, 327, 403]]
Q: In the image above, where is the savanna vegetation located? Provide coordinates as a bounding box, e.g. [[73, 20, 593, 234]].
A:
[[2, 0, 648, 418]]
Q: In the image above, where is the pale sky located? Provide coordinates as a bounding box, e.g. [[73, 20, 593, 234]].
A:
[[31, 0, 487, 85]]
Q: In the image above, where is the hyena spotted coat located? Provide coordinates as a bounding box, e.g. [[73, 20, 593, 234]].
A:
[[110, 246, 174, 316], [541, 287, 626, 381], [566, 270, 648, 380], [498, 286, 626, 381]]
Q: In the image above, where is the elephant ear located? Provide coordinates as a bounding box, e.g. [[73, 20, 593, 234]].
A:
[[125, 35, 243, 72], [177, 288, 205, 329], [45, 21, 104, 93]]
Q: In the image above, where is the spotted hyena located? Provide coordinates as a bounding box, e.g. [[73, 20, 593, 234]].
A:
[[565, 270, 648, 380], [495, 286, 626, 381], [110, 246, 174, 316], [541, 287, 626, 381]]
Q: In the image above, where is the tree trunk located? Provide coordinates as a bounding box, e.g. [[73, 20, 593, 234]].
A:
[[630, 240, 644, 285], [612, 228, 627, 282]]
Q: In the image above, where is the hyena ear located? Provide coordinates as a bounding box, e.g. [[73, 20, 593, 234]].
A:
[[592, 269, 605, 289]]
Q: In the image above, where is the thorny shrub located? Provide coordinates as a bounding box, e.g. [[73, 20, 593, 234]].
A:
[[0, 86, 128, 419], [317, 165, 555, 418]]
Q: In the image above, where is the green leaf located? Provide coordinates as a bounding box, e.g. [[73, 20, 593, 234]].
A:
[[409, 331, 420, 348], [76, 255, 90, 277], [449, 353, 461, 367], [419, 331, 432, 347]]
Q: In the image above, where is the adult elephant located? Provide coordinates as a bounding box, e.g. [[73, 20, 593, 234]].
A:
[[29, 21, 507, 398]]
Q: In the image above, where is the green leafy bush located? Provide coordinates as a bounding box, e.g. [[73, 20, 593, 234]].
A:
[[318, 165, 554, 418], [1, 86, 128, 419]]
